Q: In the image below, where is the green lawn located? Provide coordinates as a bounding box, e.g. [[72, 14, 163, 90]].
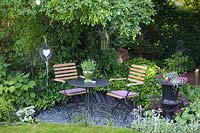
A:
[[0, 123, 136, 133]]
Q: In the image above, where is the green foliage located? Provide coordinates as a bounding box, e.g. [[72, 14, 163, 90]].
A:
[[164, 52, 191, 73], [176, 85, 200, 126], [182, 85, 200, 102], [0, 57, 8, 78], [95, 49, 126, 78], [81, 59, 96, 71], [0, 97, 14, 122], [10, 17, 45, 67], [34, 83, 65, 110], [0, 58, 36, 108], [1, 0, 155, 39], [152, 0, 200, 64], [169, 0, 200, 10], [46, 0, 155, 38], [175, 100, 200, 125], [132, 109, 200, 133]]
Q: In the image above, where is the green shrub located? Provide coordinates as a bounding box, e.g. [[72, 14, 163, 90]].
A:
[[131, 109, 200, 133], [0, 58, 36, 108], [164, 51, 196, 73], [175, 100, 200, 126], [34, 83, 65, 110], [182, 85, 200, 102], [33, 71, 66, 110], [0, 97, 14, 122]]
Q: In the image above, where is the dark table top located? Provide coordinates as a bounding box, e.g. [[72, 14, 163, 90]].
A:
[[69, 78, 109, 88]]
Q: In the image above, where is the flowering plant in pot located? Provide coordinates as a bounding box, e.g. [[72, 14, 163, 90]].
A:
[[158, 72, 188, 106], [81, 59, 96, 82], [158, 72, 188, 86]]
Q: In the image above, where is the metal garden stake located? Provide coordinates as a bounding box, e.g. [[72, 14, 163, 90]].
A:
[[39, 36, 53, 86]]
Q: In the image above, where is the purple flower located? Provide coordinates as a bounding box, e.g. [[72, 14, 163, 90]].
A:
[[158, 72, 188, 85], [158, 74, 163, 79], [166, 77, 172, 83]]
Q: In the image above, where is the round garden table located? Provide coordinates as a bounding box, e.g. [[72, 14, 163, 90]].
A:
[[69, 78, 109, 119]]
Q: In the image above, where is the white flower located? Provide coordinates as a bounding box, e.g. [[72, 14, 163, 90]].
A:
[[36, 0, 41, 5], [16, 106, 35, 123]]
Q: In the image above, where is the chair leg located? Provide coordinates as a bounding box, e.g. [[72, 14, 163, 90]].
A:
[[111, 100, 122, 114], [111, 98, 135, 121], [73, 95, 85, 107], [123, 109, 132, 121], [122, 99, 133, 110]]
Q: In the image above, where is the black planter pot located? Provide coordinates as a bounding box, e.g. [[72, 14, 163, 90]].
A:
[[161, 83, 180, 106], [160, 83, 183, 119]]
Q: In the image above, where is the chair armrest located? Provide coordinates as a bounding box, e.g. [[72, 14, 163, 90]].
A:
[[54, 79, 65, 83], [79, 75, 85, 79], [109, 78, 127, 81], [126, 82, 144, 87]]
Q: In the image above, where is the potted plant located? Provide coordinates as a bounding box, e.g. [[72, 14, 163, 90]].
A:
[[158, 72, 188, 105], [81, 59, 96, 82]]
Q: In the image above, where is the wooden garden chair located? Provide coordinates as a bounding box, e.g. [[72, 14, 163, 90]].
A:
[[53, 63, 86, 107], [107, 64, 148, 120]]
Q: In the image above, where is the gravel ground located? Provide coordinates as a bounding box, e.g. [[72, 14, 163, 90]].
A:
[[36, 100, 139, 127]]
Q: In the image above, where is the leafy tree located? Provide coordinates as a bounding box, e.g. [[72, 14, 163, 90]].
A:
[[1, 0, 155, 39]]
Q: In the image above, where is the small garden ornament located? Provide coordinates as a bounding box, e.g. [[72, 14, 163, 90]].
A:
[[39, 36, 53, 86]]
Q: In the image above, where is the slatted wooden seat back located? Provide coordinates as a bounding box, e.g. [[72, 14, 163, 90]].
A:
[[128, 64, 148, 84], [107, 64, 148, 121], [53, 63, 78, 81]]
